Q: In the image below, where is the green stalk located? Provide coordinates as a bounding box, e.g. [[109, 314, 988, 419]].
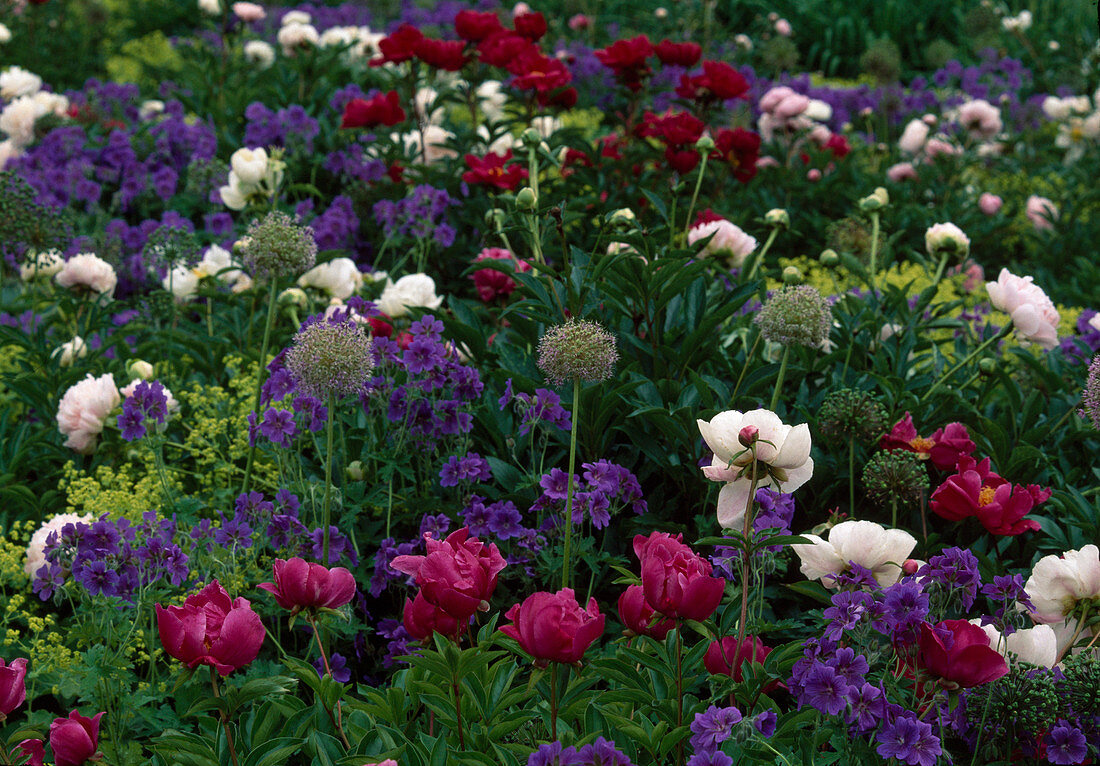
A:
[[930, 251, 950, 287], [682, 152, 710, 241], [730, 334, 761, 406], [744, 226, 780, 283], [561, 378, 581, 589], [867, 211, 881, 289], [920, 324, 1011, 403], [241, 279, 279, 494], [322, 392, 336, 564], [848, 436, 855, 517], [769, 346, 790, 411], [733, 449, 763, 676]]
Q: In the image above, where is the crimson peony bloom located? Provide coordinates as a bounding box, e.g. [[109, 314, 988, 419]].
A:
[[341, 91, 406, 129], [413, 37, 469, 71], [617, 584, 676, 640], [470, 247, 531, 302], [595, 35, 654, 91], [501, 588, 605, 666], [507, 50, 572, 96], [704, 636, 771, 680], [16, 739, 43, 766], [390, 528, 506, 622], [49, 710, 103, 766], [634, 531, 725, 621], [462, 151, 528, 191], [881, 413, 975, 472], [155, 580, 265, 676], [371, 24, 424, 66], [403, 590, 463, 640], [654, 39, 701, 67], [710, 128, 761, 183], [513, 11, 547, 41], [0, 657, 27, 719], [929, 456, 1049, 536], [676, 61, 749, 102], [258, 557, 357, 613], [478, 31, 535, 68], [454, 9, 503, 42], [638, 109, 706, 146], [918, 620, 1008, 688]]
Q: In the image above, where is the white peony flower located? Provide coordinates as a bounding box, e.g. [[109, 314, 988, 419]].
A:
[[25, 513, 95, 576], [55, 253, 118, 298], [0, 66, 42, 100], [195, 244, 244, 284], [697, 408, 814, 530], [955, 99, 1003, 139], [280, 10, 311, 26], [924, 222, 970, 256], [476, 80, 508, 122], [20, 249, 65, 281], [163, 265, 201, 302], [0, 138, 18, 169], [52, 336, 88, 367], [392, 125, 456, 165], [0, 95, 47, 147], [277, 22, 319, 55], [244, 40, 276, 69], [140, 100, 165, 120], [970, 621, 1058, 668], [120, 379, 180, 417], [230, 147, 269, 186], [31, 90, 68, 117], [985, 268, 1059, 350], [198, 0, 222, 15], [790, 520, 917, 588], [56, 373, 121, 454], [0, 24, 11, 45], [127, 360, 155, 380], [1024, 545, 1100, 624], [377, 274, 444, 318], [687, 219, 758, 267], [898, 119, 929, 154], [297, 257, 364, 300]]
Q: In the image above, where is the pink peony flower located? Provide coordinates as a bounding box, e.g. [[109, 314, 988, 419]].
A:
[[390, 528, 506, 622], [617, 584, 676, 640], [687, 219, 757, 267], [403, 590, 462, 640], [56, 373, 120, 454], [1025, 195, 1058, 230], [978, 193, 1003, 215], [54, 253, 117, 298], [49, 710, 104, 766], [897, 119, 929, 154], [774, 18, 792, 36], [258, 558, 357, 613], [501, 588, 604, 666], [704, 636, 771, 680], [634, 531, 725, 621], [956, 99, 1003, 138], [0, 657, 27, 719], [156, 581, 265, 676], [470, 247, 531, 302], [986, 268, 1060, 349], [918, 620, 1008, 688], [231, 1, 265, 21], [887, 162, 918, 182]]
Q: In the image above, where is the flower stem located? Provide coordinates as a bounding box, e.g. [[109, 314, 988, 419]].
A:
[[549, 663, 559, 741], [730, 334, 760, 406], [210, 668, 240, 766], [920, 324, 1011, 403], [675, 626, 685, 766], [848, 436, 855, 517], [562, 377, 581, 589], [744, 227, 780, 283], [452, 673, 467, 750], [733, 447, 762, 679], [682, 153, 709, 242], [930, 252, 949, 286], [308, 615, 350, 749], [241, 279, 279, 494], [769, 346, 789, 412], [867, 211, 881, 289], [322, 392, 336, 565]]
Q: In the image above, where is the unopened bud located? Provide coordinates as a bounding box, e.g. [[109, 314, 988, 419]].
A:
[[694, 135, 716, 152], [279, 287, 308, 308], [346, 460, 365, 481], [782, 265, 803, 284], [902, 559, 921, 576], [515, 187, 537, 211], [127, 359, 154, 380], [485, 208, 506, 228], [858, 187, 890, 212], [521, 127, 542, 147], [979, 357, 997, 376], [819, 249, 840, 267], [765, 208, 790, 228], [738, 425, 759, 447]]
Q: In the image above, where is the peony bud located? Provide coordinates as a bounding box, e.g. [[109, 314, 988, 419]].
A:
[[819, 249, 839, 267], [346, 460, 365, 481], [694, 135, 716, 152], [738, 425, 759, 447], [979, 357, 997, 376], [781, 265, 803, 285], [901, 559, 921, 576], [764, 208, 789, 229], [515, 187, 537, 211], [127, 359, 154, 381], [858, 187, 890, 211]]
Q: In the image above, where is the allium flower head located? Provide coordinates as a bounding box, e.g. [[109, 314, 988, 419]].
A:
[[754, 286, 832, 347], [238, 211, 317, 279], [862, 449, 930, 509], [818, 388, 888, 443], [285, 319, 374, 399], [537, 319, 618, 385], [1081, 355, 1100, 430]]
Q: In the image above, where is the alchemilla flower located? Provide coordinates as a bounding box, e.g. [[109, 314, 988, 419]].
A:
[[755, 285, 832, 348], [238, 211, 317, 280], [697, 408, 813, 530], [285, 318, 374, 399], [537, 319, 618, 385]]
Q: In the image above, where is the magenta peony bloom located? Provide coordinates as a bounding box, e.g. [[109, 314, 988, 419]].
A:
[[49, 710, 103, 766], [155, 580, 265, 676], [617, 584, 676, 640], [634, 531, 725, 621], [390, 528, 506, 622], [704, 636, 772, 681], [918, 620, 1008, 688], [501, 588, 605, 666], [403, 590, 463, 641], [0, 657, 27, 719], [258, 558, 356, 613]]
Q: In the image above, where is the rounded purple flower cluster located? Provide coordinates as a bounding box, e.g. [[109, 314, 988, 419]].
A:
[[537, 319, 619, 385], [286, 317, 374, 399]]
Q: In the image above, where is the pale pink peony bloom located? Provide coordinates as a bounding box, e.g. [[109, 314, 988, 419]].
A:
[[687, 219, 758, 267], [1025, 195, 1058, 230], [923, 138, 960, 159], [55, 253, 117, 298], [1024, 545, 1100, 624], [970, 621, 1058, 668], [978, 192, 1003, 215], [774, 18, 792, 36], [377, 274, 444, 318], [512, 2, 532, 17], [986, 267, 1060, 349], [56, 373, 121, 454], [568, 14, 589, 30], [956, 99, 1002, 138], [791, 520, 917, 588], [232, 2, 265, 21], [697, 409, 813, 530], [925, 222, 970, 256], [898, 119, 929, 154], [887, 162, 918, 182], [806, 168, 822, 182]]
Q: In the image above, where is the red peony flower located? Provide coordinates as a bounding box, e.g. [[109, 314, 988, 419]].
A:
[[507, 49, 572, 96], [918, 620, 1008, 688], [454, 9, 503, 42], [0, 657, 27, 719], [710, 127, 761, 183], [403, 590, 462, 640], [664, 146, 700, 174], [513, 11, 547, 41], [462, 150, 528, 191], [638, 109, 706, 147], [617, 584, 676, 640], [704, 636, 771, 680], [413, 37, 468, 71], [470, 247, 531, 301], [595, 35, 654, 91], [654, 39, 702, 67], [341, 90, 406, 129], [367, 315, 394, 338], [929, 456, 1048, 536], [676, 61, 750, 102], [693, 208, 726, 227], [501, 588, 605, 666], [634, 531, 725, 621], [478, 31, 536, 68], [824, 133, 851, 158], [390, 528, 506, 622], [371, 24, 423, 66], [882, 413, 974, 472]]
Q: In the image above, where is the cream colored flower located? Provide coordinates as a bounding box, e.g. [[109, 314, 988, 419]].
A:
[[970, 621, 1057, 668], [377, 274, 444, 318], [791, 520, 916, 588], [297, 258, 364, 300], [1024, 544, 1100, 624], [56, 373, 121, 454], [55, 253, 117, 298]]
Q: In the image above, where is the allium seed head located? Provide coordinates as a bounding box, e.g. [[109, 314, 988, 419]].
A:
[[819, 389, 889, 443], [1082, 355, 1100, 430], [285, 318, 374, 399], [239, 211, 317, 279], [862, 449, 930, 510], [537, 319, 618, 385], [754, 286, 832, 347]]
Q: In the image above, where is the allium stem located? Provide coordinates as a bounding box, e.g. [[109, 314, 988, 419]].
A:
[[682, 152, 710, 241], [241, 279, 279, 494], [868, 211, 881, 288], [561, 378, 581, 589], [768, 346, 790, 412], [920, 324, 1011, 403], [322, 392, 336, 565], [848, 436, 855, 517], [744, 226, 780, 283], [730, 334, 761, 406]]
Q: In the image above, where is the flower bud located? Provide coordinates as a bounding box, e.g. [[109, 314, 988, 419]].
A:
[[127, 359, 154, 380], [606, 208, 637, 227], [738, 425, 759, 447], [902, 559, 921, 576], [979, 357, 997, 376], [858, 187, 890, 211], [694, 135, 716, 152], [346, 460, 365, 481], [520, 127, 542, 147], [515, 187, 537, 211], [764, 208, 790, 229], [278, 287, 309, 309], [819, 249, 840, 267], [782, 265, 803, 285], [485, 208, 506, 228]]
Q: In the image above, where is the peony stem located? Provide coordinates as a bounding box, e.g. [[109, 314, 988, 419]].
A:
[[210, 668, 241, 766], [920, 324, 1012, 403], [867, 211, 881, 289], [322, 392, 336, 565], [848, 436, 855, 517], [733, 447, 762, 679], [768, 346, 789, 412], [930, 252, 949, 287], [308, 615, 350, 749], [562, 377, 581, 589], [730, 334, 761, 406], [241, 279, 279, 495], [682, 153, 709, 242], [549, 663, 559, 741], [744, 227, 779, 283], [1055, 606, 1091, 665]]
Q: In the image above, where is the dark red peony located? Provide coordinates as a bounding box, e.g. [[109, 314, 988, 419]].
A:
[[654, 39, 702, 68], [462, 151, 529, 191], [917, 620, 1008, 688], [341, 90, 406, 129]]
